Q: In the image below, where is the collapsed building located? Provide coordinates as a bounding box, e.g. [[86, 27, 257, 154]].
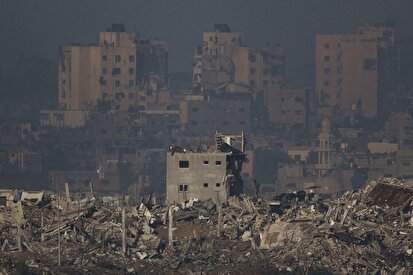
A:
[[166, 132, 246, 204], [2, 176, 413, 273]]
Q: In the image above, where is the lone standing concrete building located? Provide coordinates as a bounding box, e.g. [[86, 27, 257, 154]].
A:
[[166, 132, 246, 204]]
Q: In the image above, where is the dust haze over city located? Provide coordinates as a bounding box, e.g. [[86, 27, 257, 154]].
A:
[[1, 1, 413, 274]]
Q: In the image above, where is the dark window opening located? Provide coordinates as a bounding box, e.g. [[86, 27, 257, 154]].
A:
[[179, 184, 188, 192], [215, 161, 222, 166], [112, 68, 121, 75], [203, 160, 209, 165], [203, 183, 208, 188], [363, 58, 376, 71], [216, 183, 221, 187], [179, 160, 189, 168]]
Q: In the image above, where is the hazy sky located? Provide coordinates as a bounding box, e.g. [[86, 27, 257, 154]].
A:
[[1, 0, 412, 73]]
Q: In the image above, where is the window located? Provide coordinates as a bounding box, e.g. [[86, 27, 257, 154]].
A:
[[324, 56, 330, 61], [40, 114, 49, 120], [263, 80, 269, 87], [215, 161, 222, 166], [250, 68, 256, 75], [239, 107, 245, 112], [324, 43, 330, 49], [295, 110, 303, 115], [324, 80, 330, 87], [191, 107, 198, 112], [129, 93, 134, 100], [216, 183, 221, 187], [203, 183, 208, 188], [129, 55, 135, 62], [295, 97, 303, 102], [324, 68, 330, 74], [102, 55, 107, 61], [263, 68, 269, 75], [179, 184, 188, 192], [129, 80, 134, 87], [102, 68, 107, 74], [203, 160, 209, 165], [115, 55, 121, 62], [179, 160, 189, 168], [115, 80, 121, 87], [250, 80, 256, 88], [249, 54, 256, 63], [129, 68, 134, 75], [363, 58, 376, 71], [112, 68, 121, 75]]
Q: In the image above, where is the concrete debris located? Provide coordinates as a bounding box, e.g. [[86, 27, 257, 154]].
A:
[[1, 177, 413, 273]]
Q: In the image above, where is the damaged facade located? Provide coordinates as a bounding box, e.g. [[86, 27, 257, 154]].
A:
[[166, 132, 246, 204], [57, 23, 168, 111]]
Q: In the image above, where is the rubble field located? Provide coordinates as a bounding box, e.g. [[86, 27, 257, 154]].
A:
[[2, 177, 413, 274]]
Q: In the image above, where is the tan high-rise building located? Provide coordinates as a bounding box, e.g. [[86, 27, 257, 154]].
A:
[[193, 24, 285, 93], [58, 24, 168, 111], [315, 24, 395, 120]]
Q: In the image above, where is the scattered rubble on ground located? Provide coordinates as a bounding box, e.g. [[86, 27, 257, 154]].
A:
[[2, 177, 413, 274]]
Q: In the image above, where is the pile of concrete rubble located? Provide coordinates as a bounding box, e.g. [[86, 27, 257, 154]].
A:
[[1, 177, 413, 274]]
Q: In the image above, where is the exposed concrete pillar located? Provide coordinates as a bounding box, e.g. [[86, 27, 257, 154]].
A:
[[122, 208, 126, 256], [168, 207, 174, 245]]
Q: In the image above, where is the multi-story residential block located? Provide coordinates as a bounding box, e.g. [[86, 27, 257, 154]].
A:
[[166, 132, 245, 204], [315, 24, 396, 120], [179, 93, 252, 136], [193, 24, 285, 94], [58, 24, 168, 111], [265, 87, 309, 131]]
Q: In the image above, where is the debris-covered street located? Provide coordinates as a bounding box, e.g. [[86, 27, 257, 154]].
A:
[[1, 177, 413, 274]]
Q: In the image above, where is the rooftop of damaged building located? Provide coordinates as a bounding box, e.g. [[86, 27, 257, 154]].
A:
[[2, 176, 413, 274], [168, 131, 246, 155]]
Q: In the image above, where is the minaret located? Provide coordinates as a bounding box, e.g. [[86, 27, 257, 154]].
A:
[[316, 117, 335, 176]]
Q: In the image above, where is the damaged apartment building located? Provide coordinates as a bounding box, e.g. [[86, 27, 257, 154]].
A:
[[166, 132, 246, 204], [56, 23, 168, 112], [192, 24, 285, 95], [315, 23, 398, 124]]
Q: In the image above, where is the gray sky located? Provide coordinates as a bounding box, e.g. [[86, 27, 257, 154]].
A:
[[1, 0, 412, 73]]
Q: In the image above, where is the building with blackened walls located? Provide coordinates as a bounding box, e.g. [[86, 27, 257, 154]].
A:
[[315, 24, 396, 121], [166, 132, 245, 204], [58, 24, 168, 111]]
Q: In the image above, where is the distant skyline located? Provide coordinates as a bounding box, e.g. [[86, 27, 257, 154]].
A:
[[1, 0, 412, 74]]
